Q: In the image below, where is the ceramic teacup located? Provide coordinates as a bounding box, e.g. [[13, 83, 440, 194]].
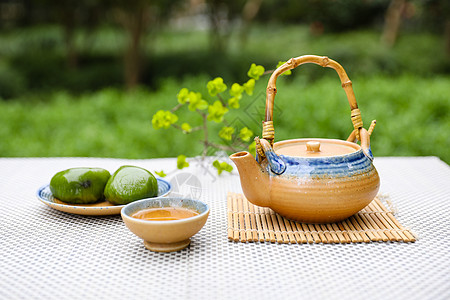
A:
[[121, 197, 209, 252]]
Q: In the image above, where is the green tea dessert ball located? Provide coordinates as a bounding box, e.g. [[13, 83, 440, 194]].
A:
[[104, 165, 158, 205], [50, 168, 111, 204]]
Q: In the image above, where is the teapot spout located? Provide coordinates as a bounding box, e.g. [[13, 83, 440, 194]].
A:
[[229, 151, 271, 207]]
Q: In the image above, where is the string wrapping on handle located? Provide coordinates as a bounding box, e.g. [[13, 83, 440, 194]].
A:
[[254, 136, 265, 159], [351, 108, 363, 141], [262, 121, 275, 142], [256, 121, 275, 159]]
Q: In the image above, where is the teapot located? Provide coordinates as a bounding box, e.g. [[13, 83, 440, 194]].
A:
[[230, 55, 380, 223]]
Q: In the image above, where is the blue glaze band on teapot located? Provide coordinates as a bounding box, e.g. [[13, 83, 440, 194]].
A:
[[267, 149, 373, 178]]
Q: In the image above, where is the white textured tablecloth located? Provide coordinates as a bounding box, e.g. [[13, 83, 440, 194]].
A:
[[1, 157, 449, 300]]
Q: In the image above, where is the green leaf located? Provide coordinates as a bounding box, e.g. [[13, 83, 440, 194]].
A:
[[239, 127, 253, 142], [276, 61, 292, 76], [212, 160, 220, 169], [177, 155, 189, 169], [151, 110, 178, 129], [219, 126, 235, 141], [207, 77, 227, 96], [243, 79, 255, 96], [181, 123, 192, 133], [207, 100, 229, 123], [154, 170, 167, 177], [229, 83, 243, 98], [177, 88, 190, 104], [228, 97, 240, 109], [247, 63, 265, 80], [187, 92, 208, 111], [178, 89, 208, 110], [212, 160, 233, 175]]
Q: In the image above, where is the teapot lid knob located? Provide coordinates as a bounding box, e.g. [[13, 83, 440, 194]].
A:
[[306, 141, 321, 153]]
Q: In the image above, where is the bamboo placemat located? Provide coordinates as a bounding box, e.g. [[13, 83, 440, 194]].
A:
[[227, 192, 416, 244]]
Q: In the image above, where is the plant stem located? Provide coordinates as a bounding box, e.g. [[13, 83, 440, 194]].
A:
[[202, 112, 208, 159], [171, 123, 202, 133], [171, 103, 182, 112], [171, 123, 182, 130], [191, 126, 203, 132], [217, 93, 227, 106], [206, 142, 237, 152]]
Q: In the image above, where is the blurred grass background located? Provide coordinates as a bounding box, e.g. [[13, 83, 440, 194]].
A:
[[0, 0, 449, 163]]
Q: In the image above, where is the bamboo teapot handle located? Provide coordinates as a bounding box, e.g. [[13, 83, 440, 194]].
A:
[[262, 55, 371, 145]]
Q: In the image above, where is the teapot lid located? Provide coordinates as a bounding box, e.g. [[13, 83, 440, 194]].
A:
[[274, 138, 360, 158]]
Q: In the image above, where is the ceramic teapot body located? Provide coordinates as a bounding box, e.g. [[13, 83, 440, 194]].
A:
[[230, 55, 380, 223], [231, 139, 379, 223]]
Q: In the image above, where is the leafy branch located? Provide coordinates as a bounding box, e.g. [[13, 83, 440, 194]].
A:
[[151, 61, 290, 175]]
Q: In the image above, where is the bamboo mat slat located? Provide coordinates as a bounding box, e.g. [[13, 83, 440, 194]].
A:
[[227, 192, 416, 244]]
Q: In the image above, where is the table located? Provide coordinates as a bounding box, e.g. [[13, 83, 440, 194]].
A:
[[1, 157, 449, 300]]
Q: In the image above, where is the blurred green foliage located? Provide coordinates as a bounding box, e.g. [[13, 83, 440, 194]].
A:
[[0, 24, 449, 99], [0, 73, 448, 163], [0, 16, 449, 162]]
